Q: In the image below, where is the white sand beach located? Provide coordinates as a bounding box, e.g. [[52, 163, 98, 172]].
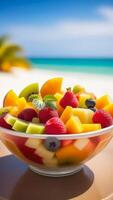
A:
[[0, 68, 113, 106]]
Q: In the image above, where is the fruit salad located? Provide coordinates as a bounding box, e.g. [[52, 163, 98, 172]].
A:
[[0, 77, 113, 168]]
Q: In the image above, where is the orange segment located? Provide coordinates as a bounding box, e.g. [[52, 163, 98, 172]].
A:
[[40, 77, 63, 97], [3, 90, 18, 107], [60, 106, 73, 124], [104, 103, 113, 117], [66, 116, 83, 134], [96, 95, 112, 109]]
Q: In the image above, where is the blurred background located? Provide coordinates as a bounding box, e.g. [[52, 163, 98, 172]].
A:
[[0, 0, 113, 74]]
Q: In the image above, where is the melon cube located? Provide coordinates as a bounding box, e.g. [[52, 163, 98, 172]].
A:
[[66, 116, 83, 134], [74, 138, 89, 151], [43, 157, 58, 167], [25, 138, 41, 149], [96, 95, 112, 109], [73, 108, 94, 123], [35, 144, 55, 160]]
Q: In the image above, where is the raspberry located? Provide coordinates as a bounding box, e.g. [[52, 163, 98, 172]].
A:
[[60, 91, 78, 108], [39, 107, 58, 123], [93, 110, 113, 128], [45, 117, 67, 134]]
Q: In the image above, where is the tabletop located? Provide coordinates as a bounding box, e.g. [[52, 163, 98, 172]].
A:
[[0, 140, 113, 200]]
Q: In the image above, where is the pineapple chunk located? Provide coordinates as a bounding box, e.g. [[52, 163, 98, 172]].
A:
[[73, 108, 94, 123], [79, 94, 91, 108], [54, 93, 64, 116], [96, 95, 112, 109], [66, 116, 83, 134], [82, 124, 101, 133], [60, 106, 73, 124]]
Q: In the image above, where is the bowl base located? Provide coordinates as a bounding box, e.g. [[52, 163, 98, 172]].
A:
[[29, 165, 83, 177]]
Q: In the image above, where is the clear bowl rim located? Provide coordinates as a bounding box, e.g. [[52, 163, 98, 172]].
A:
[[0, 124, 113, 140]]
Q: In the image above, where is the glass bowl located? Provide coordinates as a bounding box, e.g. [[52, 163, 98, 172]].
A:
[[0, 125, 113, 177]]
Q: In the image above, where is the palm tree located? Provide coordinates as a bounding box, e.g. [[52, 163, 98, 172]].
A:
[[0, 35, 31, 72]]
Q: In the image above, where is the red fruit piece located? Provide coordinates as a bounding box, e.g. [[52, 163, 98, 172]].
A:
[[60, 91, 78, 108], [45, 117, 67, 134], [9, 135, 43, 164], [61, 139, 73, 147], [18, 108, 38, 122], [0, 115, 12, 129], [93, 109, 113, 128], [39, 107, 58, 123]]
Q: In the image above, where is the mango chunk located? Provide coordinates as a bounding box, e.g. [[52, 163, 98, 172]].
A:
[[82, 124, 101, 133], [66, 116, 83, 134], [56, 139, 95, 164], [40, 77, 63, 97], [73, 108, 94, 123], [104, 104, 113, 117], [96, 95, 112, 109], [60, 106, 73, 124]]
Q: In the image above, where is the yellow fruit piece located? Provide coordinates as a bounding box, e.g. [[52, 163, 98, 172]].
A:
[[66, 116, 83, 134], [73, 108, 94, 123], [96, 95, 112, 109], [56, 138, 95, 164], [60, 106, 73, 124], [16, 97, 27, 113], [10, 106, 19, 116], [54, 93, 64, 116], [40, 77, 63, 97], [104, 103, 113, 117], [82, 124, 101, 133], [3, 90, 18, 107], [79, 93, 91, 108]]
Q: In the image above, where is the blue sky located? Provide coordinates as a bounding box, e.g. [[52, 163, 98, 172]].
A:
[[0, 0, 113, 57]]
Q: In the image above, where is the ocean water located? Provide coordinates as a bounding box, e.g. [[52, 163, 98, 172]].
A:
[[30, 58, 113, 76]]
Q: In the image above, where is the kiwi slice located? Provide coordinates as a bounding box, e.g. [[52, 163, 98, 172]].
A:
[[13, 119, 28, 132], [5, 114, 16, 126], [0, 107, 10, 115], [26, 123, 45, 134], [19, 83, 39, 100]]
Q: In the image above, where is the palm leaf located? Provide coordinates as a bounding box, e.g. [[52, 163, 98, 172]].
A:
[[0, 35, 10, 48], [11, 57, 31, 69], [0, 44, 23, 61]]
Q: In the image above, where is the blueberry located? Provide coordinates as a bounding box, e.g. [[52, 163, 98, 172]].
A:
[[85, 99, 96, 108], [44, 137, 60, 152]]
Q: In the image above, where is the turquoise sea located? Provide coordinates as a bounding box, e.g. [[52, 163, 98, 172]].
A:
[[30, 58, 113, 76]]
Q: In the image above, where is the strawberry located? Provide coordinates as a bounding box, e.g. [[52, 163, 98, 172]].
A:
[[45, 117, 67, 134], [39, 107, 58, 123], [60, 91, 78, 108], [93, 109, 113, 128]]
